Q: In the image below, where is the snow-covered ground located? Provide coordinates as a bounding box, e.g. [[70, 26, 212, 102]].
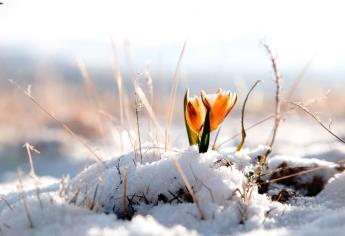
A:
[[1, 118, 345, 236]]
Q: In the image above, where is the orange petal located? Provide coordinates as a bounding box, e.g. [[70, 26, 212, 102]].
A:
[[201, 90, 212, 110], [185, 98, 205, 133]]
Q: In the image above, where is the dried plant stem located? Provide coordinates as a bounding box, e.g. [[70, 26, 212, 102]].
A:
[[8, 80, 104, 167], [236, 80, 262, 151], [173, 159, 206, 220], [17, 169, 34, 228], [261, 43, 282, 163], [145, 63, 154, 142], [216, 114, 274, 149], [77, 58, 105, 136], [216, 94, 329, 149], [212, 127, 221, 150], [135, 104, 143, 163], [286, 55, 316, 101], [135, 86, 164, 137], [0, 195, 13, 210], [123, 167, 128, 216], [165, 39, 187, 151], [291, 102, 345, 144], [111, 38, 125, 152], [23, 142, 39, 179]]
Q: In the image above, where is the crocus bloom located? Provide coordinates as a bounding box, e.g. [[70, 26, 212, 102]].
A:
[[185, 90, 206, 134], [201, 88, 237, 131]]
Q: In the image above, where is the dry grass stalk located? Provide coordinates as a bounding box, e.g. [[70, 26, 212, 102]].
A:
[[260, 42, 282, 164], [69, 188, 80, 205], [211, 127, 222, 150], [17, 169, 34, 228], [8, 79, 105, 181], [236, 80, 262, 151], [77, 58, 106, 137], [172, 159, 206, 220], [122, 167, 129, 216], [58, 176, 69, 201], [145, 63, 154, 142], [216, 93, 330, 149], [0, 195, 13, 210], [87, 184, 99, 211], [165, 39, 188, 151], [134, 83, 143, 163], [135, 86, 164, 137], [291, 102, 345, 144], [285, 55, 316, 101], [22, 142, 39, 179], [34, 185, 43, 209], [111, 39, 125, 130], [189, 165, 215, 203]]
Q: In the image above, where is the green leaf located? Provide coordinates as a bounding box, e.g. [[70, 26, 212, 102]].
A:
[[199, 109, 210, 153], [184, 90, 199, 145]]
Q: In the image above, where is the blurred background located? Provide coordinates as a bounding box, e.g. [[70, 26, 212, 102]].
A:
[[1, 0, 345, 183]]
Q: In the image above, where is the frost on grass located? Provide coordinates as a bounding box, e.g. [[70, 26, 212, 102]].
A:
[[1, 145, 345, 236]]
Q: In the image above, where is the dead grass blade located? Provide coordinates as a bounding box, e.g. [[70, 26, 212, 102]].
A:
[[172, 158, 206, 220], [111, 38, 125, 129], [236, 80, 262, 151], [8, 79, 104, 165], [165, 39, 188, 151], [135, 86, 164, 137]]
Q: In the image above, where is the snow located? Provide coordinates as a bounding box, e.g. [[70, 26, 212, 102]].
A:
[[1, 143, 345, 236]]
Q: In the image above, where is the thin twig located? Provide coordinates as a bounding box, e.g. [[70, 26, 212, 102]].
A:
[[291, 102, 345, 144], [172, 159, 206, 220], [236, 80, 262, 151]]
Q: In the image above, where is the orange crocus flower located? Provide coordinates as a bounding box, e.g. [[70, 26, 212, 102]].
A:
[[185, 90, 206, 134], [201, 88, 237, 131]]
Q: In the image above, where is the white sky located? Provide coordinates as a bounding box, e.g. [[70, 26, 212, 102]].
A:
[[0, 0, 345, 71]]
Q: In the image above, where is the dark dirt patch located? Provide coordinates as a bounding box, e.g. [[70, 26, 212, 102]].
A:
[[258, 162, 345, 199]]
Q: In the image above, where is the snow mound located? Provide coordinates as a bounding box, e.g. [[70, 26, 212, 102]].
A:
[[1, 145, 345, 236]]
